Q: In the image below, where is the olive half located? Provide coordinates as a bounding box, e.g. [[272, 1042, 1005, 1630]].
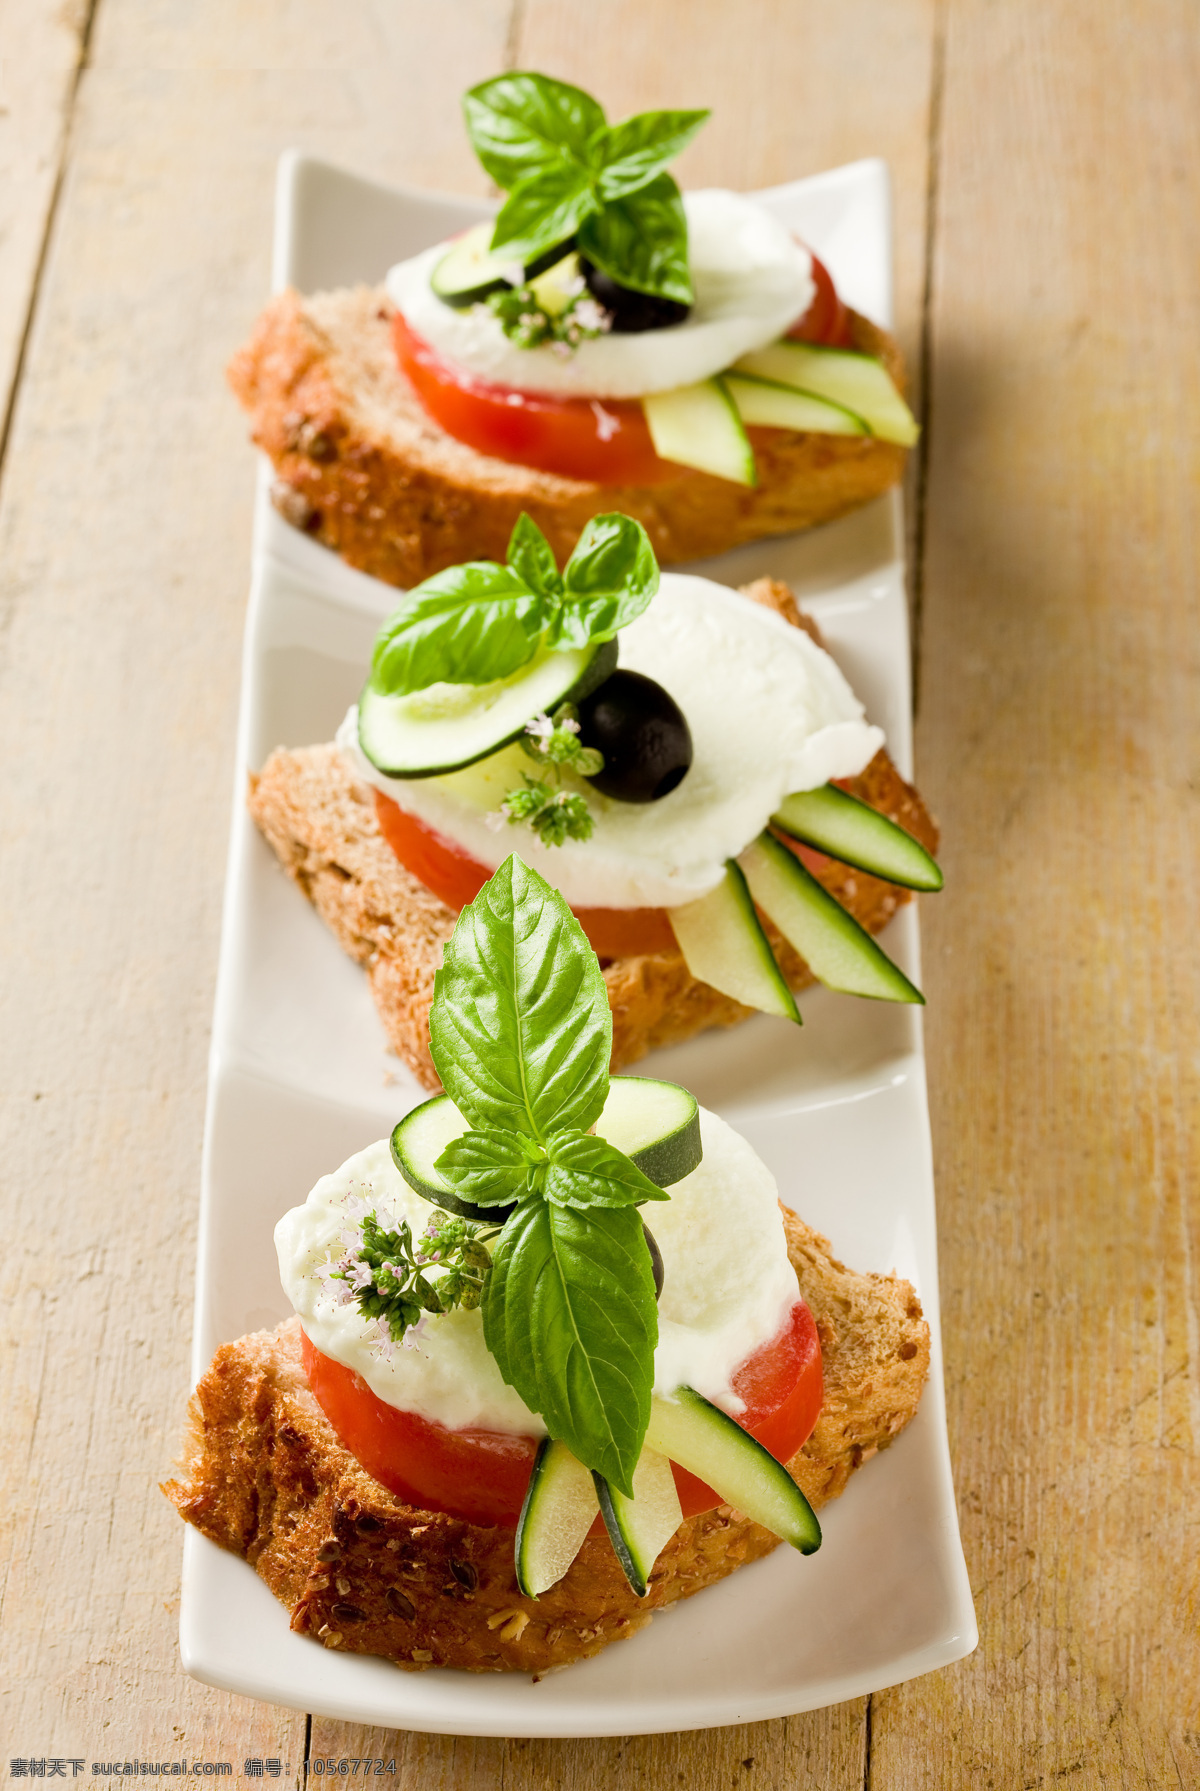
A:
[[580, 259, 691, 333], [577, 670, 693, 804]]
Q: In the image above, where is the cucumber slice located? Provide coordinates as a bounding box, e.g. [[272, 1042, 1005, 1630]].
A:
[[391, 1075, 703, 1219], [738, 830, 923, 1004], [772, 785, 943, 891], [358, 637, 617, 779], [515, 1438, 600, 1597], [667, 862, 800, 1022], [645, 1386, 821, 1554], [430, 222, 512, 308], [597, 1077, 701, 1187], [431, 223, 575, 309], [724, 372, 868, 438], [731, 341, 919, 446], [390, 1097, 488, 1220], [593, 1445, 684, 1597], [642, 379, 757, 486]]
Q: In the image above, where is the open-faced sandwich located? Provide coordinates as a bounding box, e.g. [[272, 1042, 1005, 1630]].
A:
[[166, 859, 929, 1674], [231, 73, 918, 587], [249, 513, 940, 1089]]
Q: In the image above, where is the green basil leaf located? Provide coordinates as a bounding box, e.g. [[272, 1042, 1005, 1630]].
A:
[[370, 563, 551, 696], [428, 857, 612, 1139], [483, 1195, 657, 1493], [434, 1128, 537, 1206], [489, 163, 599, 264], [506, 512, 563, 604], [577, 173, 693, 304], [463, 72, 606, 190], [543, 1132, 668, 1208], [594, 109, 710, 203], [550, 513, 660, 649]]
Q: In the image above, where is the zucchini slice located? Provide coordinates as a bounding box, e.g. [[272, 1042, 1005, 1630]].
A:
[[772, 785, 943, 891], [515, 1438, 600, 1597], [642, 379, 757, 486], [731, 340, 919, 446], [666, 862, 800, 1022], [391, 1075, 703, 1219], [645, 1386, 821, 1555], [358, 638, 617, 779], [724, 372, 868, 437], [738, 831, 923, 1004], [593, 1445, 684, 1597]]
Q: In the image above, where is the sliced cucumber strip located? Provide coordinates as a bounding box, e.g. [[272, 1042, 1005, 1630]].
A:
[[515, 1438, 600, 1597], [667, 862, 799, 1022], [358, 637, 617, 779], [642, 379, 757, 486], [597, 1077, 701, 1187], [731, 340, 919, 446], [593, 1445, 684, 1597], [738, 831, 923, 1004], [724, 372, 868, 438], [392, 1074, 703, 1219], [645, 1386, 821, 1555], [773, 785, 943, 891]]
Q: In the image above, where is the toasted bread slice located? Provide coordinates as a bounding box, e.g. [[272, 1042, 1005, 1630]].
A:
[[228, 286, 908, 588], [164, 1206, 930, 1675], [246, 579, 937, 1090]]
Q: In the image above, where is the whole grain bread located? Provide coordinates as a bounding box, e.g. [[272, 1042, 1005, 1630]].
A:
[[164, 1206, 929, 1675], [246, 578, 938, 1090], [228, 286, 908, 588]]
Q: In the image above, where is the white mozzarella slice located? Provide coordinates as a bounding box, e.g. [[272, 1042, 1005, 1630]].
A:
[[339, 573, 883, 913], [386, 189, 816, 399], [275, 1110, 799, 1434]]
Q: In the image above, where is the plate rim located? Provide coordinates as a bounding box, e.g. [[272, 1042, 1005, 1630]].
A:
[[182, 147, 977, 1737]]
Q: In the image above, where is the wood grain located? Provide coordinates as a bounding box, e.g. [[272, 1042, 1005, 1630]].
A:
[[903, 1, 1200, 1786], [0, 0, 92, 458]]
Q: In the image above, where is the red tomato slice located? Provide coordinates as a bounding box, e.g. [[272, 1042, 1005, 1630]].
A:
[[394, 312, 676, 485], [373, 789, 677, 958], [787, 252, 854, 347], [301, 1298, 822, 1528]]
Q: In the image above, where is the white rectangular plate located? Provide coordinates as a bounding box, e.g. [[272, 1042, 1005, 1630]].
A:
[[181, 151, 976, 1737]]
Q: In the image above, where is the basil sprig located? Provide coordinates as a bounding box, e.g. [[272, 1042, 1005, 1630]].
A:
[[462, 72, 709, 304], [427, 855, 666, 1496], [370, 512, 658, 699]]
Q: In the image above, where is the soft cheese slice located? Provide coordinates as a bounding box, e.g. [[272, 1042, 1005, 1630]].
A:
[[338, 572, 883, 912], [387, 189, 816, 399], [276, 1108, 799, 1437]]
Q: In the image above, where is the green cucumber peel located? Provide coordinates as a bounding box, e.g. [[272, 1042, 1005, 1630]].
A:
[[461, 73, 708, 302], [369, 512, 658, 699], [427, 855, 677, 1496]]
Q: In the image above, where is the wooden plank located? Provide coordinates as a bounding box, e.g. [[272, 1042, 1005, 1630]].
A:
[[0, 0, 91, 459], [896, 0, 1200, 1784], [306, 1712, 866, 1791], [0, 0, 511, 1767]]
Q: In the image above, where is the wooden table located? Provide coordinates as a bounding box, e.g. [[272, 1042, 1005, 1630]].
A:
[[4, 2, 1197, 1783]]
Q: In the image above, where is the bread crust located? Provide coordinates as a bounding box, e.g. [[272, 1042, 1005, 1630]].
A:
[[164, 1207, 930, 1675], [228, 286, 908, 588]]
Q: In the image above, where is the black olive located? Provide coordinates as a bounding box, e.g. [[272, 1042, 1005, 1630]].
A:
[[642, 1221, 665, 1301], [576, 670, 693, 804], [579, 258, 691, 333]]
